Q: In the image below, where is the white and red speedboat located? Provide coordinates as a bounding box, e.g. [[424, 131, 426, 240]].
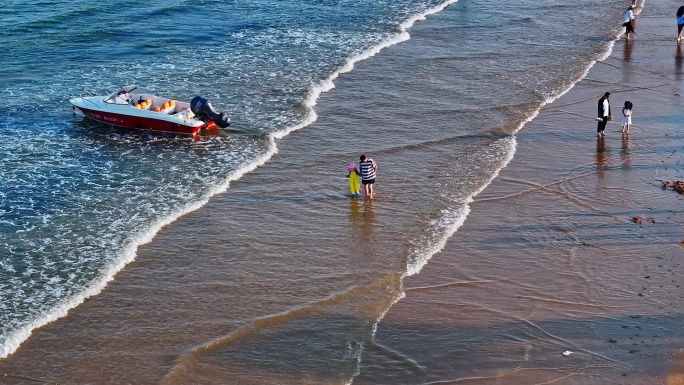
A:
[[70, 85, 231, 135]]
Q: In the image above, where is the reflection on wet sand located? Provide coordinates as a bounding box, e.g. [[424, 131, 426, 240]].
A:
[[349, 198, 362, 225], [620, 133, 631, 168], [348, 199, 375, 234], [596, 137, 608, 167], [676, 43, 683, 81], [596, 137, 609, 188], [362, 199, 375, 231], [624, 39, 633, 61]]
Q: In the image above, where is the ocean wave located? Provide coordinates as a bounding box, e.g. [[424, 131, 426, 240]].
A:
[[0, 0, 465, 360]]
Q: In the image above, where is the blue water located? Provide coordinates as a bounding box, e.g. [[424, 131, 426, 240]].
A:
[[1, 0, 622, 361]]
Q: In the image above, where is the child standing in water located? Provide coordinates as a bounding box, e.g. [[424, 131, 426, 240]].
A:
[[347, 163, 361, 198], [621, 101, 633, 134]]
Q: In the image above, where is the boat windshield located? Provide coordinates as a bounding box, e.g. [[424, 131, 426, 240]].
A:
[[104, 85, 138, 105]]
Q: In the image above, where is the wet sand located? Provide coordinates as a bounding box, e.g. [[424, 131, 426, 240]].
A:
[[1, 3, 684, 385], [672, 350, 684, 385], [355, 7, 684, 385]]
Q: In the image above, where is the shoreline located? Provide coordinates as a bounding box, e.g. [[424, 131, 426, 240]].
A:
[[1, 1, 680, 384], [364, 9, 628, 384], [359, 2, 684, 383]]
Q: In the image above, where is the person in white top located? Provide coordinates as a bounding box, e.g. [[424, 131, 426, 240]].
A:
[[621, 101, 633, 134], [623, 5, 636, 40]]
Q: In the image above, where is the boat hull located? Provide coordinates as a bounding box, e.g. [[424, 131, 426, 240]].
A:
[[76, 107, 206, 135]]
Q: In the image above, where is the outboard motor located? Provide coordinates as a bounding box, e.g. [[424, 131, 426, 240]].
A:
[[190, 96, 231, 128]]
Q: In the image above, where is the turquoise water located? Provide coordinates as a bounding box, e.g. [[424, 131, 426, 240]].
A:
[[0, 0, 621, 363]]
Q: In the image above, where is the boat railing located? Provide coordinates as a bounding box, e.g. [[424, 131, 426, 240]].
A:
[[82, 98, 101, 108]]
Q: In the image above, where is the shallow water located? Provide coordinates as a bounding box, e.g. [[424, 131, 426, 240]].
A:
[[0, 0, 635, 382]]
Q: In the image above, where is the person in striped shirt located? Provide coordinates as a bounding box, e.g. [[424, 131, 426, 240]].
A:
[[359, 154, 378, 199]]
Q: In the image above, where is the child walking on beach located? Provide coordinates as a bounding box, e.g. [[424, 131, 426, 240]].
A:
[[621, 101, 633, 134]]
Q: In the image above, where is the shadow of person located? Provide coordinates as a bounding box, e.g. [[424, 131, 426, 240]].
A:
[[676, 42, 683, 81]]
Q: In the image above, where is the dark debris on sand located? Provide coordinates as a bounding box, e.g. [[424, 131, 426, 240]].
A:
[[632, 216, 656, 224], [661, 181, 684, 194]]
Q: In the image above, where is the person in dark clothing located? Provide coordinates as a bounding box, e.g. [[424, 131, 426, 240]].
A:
[[677, 6, 684, 41], [597, 92, 611, 137], [359, 154, 377, 199]]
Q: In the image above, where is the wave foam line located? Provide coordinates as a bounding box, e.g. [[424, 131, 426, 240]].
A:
[[386, 0, 626, 281], [0, 146, 276, 360], [403, 1, 624, 278], [0, 0, 460, 362], [160, 274, 402, 384], [351, 14, 626, 385], [1, 0, 625, 366], [297, 0, 459, 111], [405, 138, 515, 278]]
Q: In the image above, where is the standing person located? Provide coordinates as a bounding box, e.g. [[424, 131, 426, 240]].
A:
[[677, 6, 684, 41], [346, 163, 361, 198], [359, 155, 377, 199], [597, 92, 611, 138], [624, 5, 636, 40], [621, 101, 633, 134]]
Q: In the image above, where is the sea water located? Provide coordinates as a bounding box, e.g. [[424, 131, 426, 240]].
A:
[[1, 0, 624, 369]]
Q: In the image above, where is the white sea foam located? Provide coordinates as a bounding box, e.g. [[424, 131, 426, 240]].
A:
[[402, 17, 622, 278], [341, 5, 469, 385], [353, 13, 625, 384], [0, 142, 277, 359], [302, 0, 459, 112], [0, 0, 462, 361], [1, 0, 626, 369]]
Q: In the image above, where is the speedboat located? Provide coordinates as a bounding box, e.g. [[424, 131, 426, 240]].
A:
[[69, 85, 231, 135]]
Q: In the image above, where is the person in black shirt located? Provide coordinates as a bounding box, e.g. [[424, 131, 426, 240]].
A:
[[597, 92, 611, 137]]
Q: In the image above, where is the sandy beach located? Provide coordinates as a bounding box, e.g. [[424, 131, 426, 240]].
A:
[[1, 1, 683, 385]]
